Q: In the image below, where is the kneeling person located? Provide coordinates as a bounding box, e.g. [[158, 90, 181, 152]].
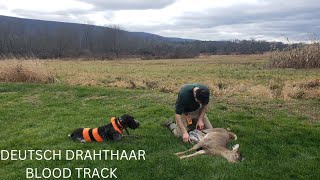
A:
[[167, 83, 213, 143]]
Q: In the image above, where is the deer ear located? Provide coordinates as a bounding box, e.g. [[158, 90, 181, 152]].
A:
[[232, 144, 239, 151]]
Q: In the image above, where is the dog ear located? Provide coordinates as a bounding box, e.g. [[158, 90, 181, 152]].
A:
[[121, 114, 135, 121], [121, 114, 130, 119]]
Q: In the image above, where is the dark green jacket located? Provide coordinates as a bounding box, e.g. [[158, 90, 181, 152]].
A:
[[175, 83, 209, 115]]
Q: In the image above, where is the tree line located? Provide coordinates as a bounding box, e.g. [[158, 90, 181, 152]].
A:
[[0, 16, 287, 59]]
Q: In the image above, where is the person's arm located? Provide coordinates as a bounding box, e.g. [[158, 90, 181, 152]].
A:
[[196, 104, 208, 130], [175, 90, 190, 142], [175, 114, 189, 142]]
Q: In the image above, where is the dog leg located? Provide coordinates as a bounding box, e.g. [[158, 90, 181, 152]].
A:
[[179, 150, 206, 159]]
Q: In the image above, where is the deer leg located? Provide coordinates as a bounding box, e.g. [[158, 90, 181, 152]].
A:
[[202, 128, 227, 134], [175, 147, 196, 156], [175, 140, 206, 156], [202, 129, 216, 134], [179, 150, 206, 159]]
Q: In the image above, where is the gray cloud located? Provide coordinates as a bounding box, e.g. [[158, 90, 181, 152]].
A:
[[8, 0, 177, 25], [10, 8, 99, 25], [158, 0, 320, 41], [3, 0, 320, 42], [77, 0, 176, 10]]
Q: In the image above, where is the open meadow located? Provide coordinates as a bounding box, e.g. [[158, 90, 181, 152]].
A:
[[0, 55, 319, 179]]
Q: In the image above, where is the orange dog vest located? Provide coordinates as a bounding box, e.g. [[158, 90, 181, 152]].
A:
[[82, 117, 123, 142]]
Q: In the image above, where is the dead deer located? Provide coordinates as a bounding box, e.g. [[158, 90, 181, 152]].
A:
[[175, 128, 242, 163]]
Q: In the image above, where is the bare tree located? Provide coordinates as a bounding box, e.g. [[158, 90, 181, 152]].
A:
[[106, 24, 124, 58]]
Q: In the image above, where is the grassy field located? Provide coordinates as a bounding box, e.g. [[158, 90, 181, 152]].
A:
[[1, 54, 319, 99], [0, 55, 320, 179]]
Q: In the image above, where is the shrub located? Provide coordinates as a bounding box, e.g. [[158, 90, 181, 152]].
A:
[[0, 60, 56, 83]]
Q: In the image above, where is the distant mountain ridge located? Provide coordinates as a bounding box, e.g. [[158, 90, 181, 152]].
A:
[[130, 32, 196, 42], [0, 15, 196, 42], [0, 15, 286, 59]]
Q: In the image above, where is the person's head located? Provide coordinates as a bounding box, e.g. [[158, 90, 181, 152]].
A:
[[195, 88, 210, 105]]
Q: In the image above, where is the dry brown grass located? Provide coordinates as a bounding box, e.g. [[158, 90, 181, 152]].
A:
[[269, 43, 320, 69], [0, 60, 56, 83], [282, 79, 320, 100], [1, 55, 319, 100]]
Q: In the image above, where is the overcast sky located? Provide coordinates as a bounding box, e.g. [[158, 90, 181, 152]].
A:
[[0, 0, 319, 42]]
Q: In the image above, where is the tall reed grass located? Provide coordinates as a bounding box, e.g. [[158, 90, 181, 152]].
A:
[[269, 43, 320, 69]]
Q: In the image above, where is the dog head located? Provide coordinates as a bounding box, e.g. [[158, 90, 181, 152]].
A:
[[120, 114, 140, 129]]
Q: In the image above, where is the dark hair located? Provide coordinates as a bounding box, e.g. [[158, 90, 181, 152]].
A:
[[195, 88, 210, 105]]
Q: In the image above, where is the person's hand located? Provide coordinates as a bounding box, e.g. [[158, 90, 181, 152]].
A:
[[196, 118, 204, 130], [182, 132, 190, 143]]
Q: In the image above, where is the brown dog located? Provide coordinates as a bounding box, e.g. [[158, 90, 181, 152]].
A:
[[175, 128, 242, 163]]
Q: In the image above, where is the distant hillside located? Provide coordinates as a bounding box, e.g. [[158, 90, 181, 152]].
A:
[[0, 15, 194, 43], [0, 15, 286, 59], [130, 32, 195, 42]]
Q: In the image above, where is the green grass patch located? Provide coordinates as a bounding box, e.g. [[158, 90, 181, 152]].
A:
[[0, 83, 319, 179]]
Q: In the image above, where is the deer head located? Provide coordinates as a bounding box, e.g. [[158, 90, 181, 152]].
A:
[[224, 144, 242, 163]]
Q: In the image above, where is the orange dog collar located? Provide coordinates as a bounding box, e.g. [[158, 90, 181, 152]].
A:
[[111, 117, 123, 134]]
